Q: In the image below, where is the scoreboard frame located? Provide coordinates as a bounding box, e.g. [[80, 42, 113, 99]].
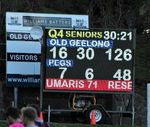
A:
[[42, 28, 136, 94]]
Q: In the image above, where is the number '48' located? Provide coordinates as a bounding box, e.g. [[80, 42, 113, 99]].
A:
[[113, 69, 131, 80]]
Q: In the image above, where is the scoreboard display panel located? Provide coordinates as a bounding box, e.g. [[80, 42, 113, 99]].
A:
[[44, 29, 135, 92]]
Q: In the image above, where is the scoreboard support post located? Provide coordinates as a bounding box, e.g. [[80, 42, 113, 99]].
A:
[[29, 26, 45, 111], [40, 32, 45, 111], [131, 29, 136, 127], [14, 87, 18, 108]]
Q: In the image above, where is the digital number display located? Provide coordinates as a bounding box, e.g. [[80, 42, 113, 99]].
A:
[[44, 29, 135, 92]]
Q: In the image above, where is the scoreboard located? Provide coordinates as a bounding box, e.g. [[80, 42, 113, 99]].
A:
[[44, 29, 135, 92]]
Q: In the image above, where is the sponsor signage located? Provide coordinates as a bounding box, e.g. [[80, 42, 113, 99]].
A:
[[6, 40, 41, 87], [6, 12, 89, 87], [6, 12, 89, 31], [45, 29, 135, 92]]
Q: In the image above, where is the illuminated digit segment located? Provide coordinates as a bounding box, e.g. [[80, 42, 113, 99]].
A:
[[76, 48, 95, 60], [48, 29, 64, 38], [113, 69, 131, 80], [105, 48, 132, 61], [85, 68, 94, 80], [50, 47, 68, 59]]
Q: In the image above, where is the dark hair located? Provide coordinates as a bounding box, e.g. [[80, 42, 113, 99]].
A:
[[6, 107, 20, 120], [23, 107, 37, 121], [27, 104, 40, 115]]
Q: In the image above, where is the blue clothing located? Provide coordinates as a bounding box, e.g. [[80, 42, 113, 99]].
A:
[[35, 119, 43, 127], [35, 120, 49, 127]]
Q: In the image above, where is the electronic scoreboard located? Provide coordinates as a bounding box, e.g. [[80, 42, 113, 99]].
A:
[[44, 29, 135, 92]]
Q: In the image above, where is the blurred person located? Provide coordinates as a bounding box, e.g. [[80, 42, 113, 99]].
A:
[[22, 107, 38, 127], [27, 104, 49, 127], [6, 107, 25, 127], [20, 107, 27, 120]]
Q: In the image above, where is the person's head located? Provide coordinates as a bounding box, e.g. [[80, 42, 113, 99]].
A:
[[22, 107, 37, 125], [27, 104, 40, 115], [20, 107, 27, 120], [6, 107, 20, 124]]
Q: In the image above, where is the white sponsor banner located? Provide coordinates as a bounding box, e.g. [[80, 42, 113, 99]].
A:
[[7, 41, 41, 53], [6, 12, 89, 31], [7, 62, 40, 74]]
